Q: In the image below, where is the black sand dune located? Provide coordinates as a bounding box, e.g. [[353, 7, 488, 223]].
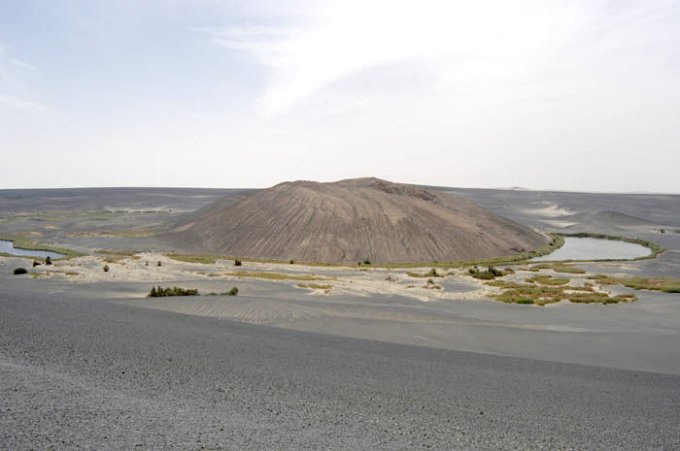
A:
[[563, 210, 660, 229]]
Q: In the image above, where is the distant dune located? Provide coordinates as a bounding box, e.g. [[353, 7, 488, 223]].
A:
[[167, 178, 547, 263], [556, 210, 661, 234]]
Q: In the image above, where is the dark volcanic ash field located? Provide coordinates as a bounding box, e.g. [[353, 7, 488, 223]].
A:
[[1, 185, 680, 449]]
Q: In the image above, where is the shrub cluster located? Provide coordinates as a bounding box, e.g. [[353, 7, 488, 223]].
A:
[[13, 267, 28, 275], [206, 287, 239, 296], [148, 286, 199, 297], [468, 266, 504, 280], [407, 268, 441, 278]]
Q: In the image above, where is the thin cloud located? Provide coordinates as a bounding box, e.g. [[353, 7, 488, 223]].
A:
[[10, 59, 37, 71], [0, 43, 46, 112], [0, 94, 48, 112], [196, 26, 297, 52], [207, 0, 582, 116]]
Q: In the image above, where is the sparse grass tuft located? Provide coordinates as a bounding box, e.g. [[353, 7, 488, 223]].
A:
[[98, 249, 140, 263], [225, 271, 332, 282], [589, 275, 680, 293], [167, 254, 219, 264], [489, 280, 636, 306], [485, 279, 514, 288], [407, 268, 441, 278], [297, 283, 333, 290], [494, 285, 565, 306], [529, 263, 586, 274], [527, 275, 570, 286], [106, 229, 159, 238], [568, 292, 637, 304]]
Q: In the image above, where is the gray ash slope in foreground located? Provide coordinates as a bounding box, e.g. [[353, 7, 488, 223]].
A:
[[168, 178, 547, 263], [2, 285, 679, 450]]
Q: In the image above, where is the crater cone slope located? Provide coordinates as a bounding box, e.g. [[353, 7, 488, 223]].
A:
[[170, 178, 548, 263]]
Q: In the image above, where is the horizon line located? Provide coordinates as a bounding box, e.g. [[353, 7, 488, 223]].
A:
[[1, 183, 679, 197]]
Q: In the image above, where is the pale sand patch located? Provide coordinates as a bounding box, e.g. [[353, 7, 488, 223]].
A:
[[523, 203, 574, 218], [541, 219, 579, 228], [26, 253, 211, 285], [323, 270, 492, 302], [3, 254, 641, 335], [8, 253, 495, 303]]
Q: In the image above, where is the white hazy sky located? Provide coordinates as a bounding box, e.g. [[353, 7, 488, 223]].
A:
[[1, 0, 679, 192]]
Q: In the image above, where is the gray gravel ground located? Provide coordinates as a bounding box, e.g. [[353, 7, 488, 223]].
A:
[[2, 286, 680, 450]]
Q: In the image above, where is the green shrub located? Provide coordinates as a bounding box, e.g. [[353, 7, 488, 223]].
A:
[[103, 264, 110, 272], [469, 266, 504, 280], [45, 256, 52, 265], [206, 287, 239, 296], [531, 263, 585, 274], [426, 268, 439, 277], [148, 286, 199, 297], [491, 267, 502, 277], [168, 254, 217, 264], [13, 267, 28, 275], [424, 278, 442, 289], [234, 259, 242, 266], [407, 268, 441, 278]]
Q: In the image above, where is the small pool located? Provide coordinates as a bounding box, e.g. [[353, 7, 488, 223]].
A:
[[533, 237, 651, 262], [439, 278, 479, 293], [0, 239, 65, 259]]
